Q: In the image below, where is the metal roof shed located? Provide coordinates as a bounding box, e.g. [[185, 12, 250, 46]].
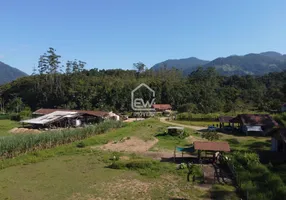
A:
[[21, 111, 79, 125]]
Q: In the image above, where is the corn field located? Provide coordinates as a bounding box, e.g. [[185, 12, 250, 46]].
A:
[[0, 120, 122, 159]]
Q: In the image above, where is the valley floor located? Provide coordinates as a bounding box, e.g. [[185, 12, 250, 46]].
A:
[[0, 118, 252, 200]]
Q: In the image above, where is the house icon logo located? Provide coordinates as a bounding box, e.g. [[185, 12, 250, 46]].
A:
[[131, 83, 155, 111]]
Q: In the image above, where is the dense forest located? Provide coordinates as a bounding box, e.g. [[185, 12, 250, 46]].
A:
[[0, 48, 286, 114]]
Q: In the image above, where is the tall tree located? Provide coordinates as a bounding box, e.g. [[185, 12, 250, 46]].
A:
[[133, 62, 146, 74], [46, 47, 61, 74]]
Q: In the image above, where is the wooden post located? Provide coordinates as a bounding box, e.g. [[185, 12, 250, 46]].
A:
[[198, 150, 201, 162]]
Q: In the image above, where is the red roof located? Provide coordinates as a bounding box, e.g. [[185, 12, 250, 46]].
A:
[[33, 108, 109, 118], [230, 114, 278, 126], [152, 104, 172, 110], [194, 141, 230, 152]]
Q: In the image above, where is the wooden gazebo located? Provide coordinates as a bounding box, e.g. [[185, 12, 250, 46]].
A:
[[194, 141, 230, 162]]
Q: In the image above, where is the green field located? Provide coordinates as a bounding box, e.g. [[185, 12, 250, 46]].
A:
[[0, 119, 241, 200], [0, 120, 19, 136], [174, 120, 218, 127], [0, 152, 208, 200], [172, 120, 271, 151]]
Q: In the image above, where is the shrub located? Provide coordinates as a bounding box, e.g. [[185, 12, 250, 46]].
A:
[[76, 141, 85, 148], [201, 131, 220, 141], [19, 107, 32, 119], [108, 158, 185, 178], [178, 131, 190, 139], [10, 113, 21, 121], [0, 114, 10, 120]]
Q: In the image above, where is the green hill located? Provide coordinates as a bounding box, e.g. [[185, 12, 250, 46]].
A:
[[0, 61, 27, 85]]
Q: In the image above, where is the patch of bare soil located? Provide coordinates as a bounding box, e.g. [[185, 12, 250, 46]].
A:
[[186, 135, 205, 143], [123, 118, 145, 123], [100, 137, 158, 153], [9, 128, 42, 134]]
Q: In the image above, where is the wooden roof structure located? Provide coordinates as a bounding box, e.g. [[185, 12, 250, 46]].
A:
[[230, 114, 278, 126], [218, 116, 234, 123], [194, 141, 230, 152]]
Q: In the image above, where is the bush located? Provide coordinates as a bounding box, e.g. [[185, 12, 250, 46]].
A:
[[0, 114, 10, 120], [109, 158, 185, 178], [19, 107, 32, 119], [76, 141, 85, 148], [201, 131, 220, 141], [110, 159, 154, 169], [9, 113, 21, 121], [178, 131, 190, 139]]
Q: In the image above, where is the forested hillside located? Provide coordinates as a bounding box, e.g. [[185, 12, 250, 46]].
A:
[[0, 61, 27, 85], [0, 48, 286, 114]]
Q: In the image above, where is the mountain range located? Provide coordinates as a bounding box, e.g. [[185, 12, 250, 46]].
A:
[[152, 51, 286, 76], [1, 51, 286, 85], [0, 61, 27, 85]]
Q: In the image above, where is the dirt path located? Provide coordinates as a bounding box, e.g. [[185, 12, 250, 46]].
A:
[[160, 117, 206, 131], [95, 136, 174, 160]]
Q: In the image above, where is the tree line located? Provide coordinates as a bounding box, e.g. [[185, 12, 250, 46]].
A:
[[1, 48, 286, 114]]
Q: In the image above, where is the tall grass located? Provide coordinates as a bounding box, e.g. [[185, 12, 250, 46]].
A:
[[0, 120, 122, 159], [226, 152, 286, 200]]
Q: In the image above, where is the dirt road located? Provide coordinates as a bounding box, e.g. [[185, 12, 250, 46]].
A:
[[159, 117, 206, 131]]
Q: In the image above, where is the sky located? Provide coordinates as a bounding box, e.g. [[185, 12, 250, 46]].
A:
[[0, 0, 286, 75]]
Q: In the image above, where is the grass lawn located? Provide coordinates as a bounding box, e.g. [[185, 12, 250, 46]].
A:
[[218, 132, 271, 151], [0, 120, 19, 137], [0, 149, 208, 199], [172, 120, 271, 151], [174, 120, 218, 127]]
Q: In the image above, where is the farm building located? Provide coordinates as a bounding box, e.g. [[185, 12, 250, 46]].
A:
[[152, 104, 172, 112], [271, 128, 286, 152], [230, 114, 278, 135], [22, 109, 120, 129]]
